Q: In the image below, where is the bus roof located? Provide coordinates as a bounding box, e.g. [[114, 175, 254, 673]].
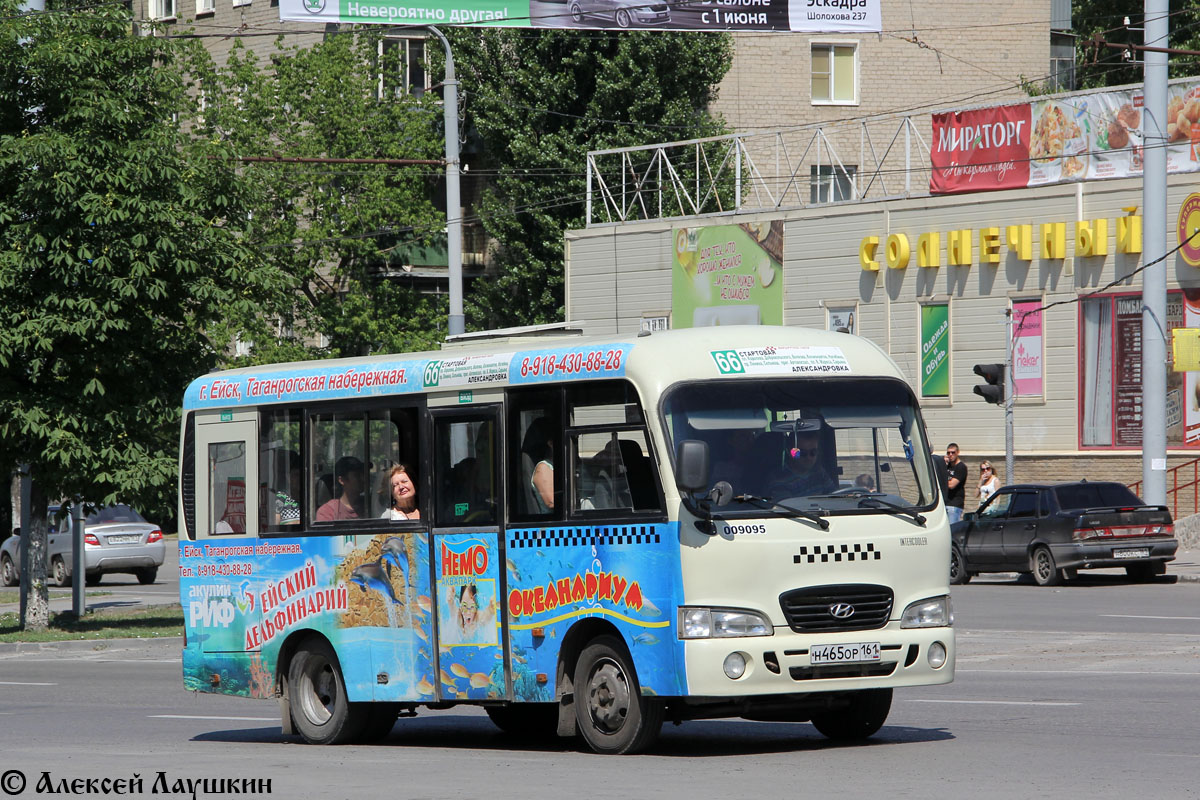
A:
[[182, 326, 905, 411]]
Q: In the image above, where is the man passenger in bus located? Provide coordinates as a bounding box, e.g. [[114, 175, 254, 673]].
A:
[[769, 427, 835, 498], [316, 455, 366, 522], [274, 451, 301, 526], [381, 464, 420, 521]]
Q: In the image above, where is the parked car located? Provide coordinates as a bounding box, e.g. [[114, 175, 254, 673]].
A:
[[0, 504, 165, 587], [950, 481, 1177, 586]]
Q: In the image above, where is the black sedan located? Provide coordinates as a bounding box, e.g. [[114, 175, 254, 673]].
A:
[[950, 481, 1178, 586]]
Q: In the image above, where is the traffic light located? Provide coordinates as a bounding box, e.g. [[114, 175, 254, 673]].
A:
[[973, 363, 1005, 404]]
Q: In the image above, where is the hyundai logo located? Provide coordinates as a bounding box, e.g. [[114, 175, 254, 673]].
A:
[[829, 603, 856, 619]]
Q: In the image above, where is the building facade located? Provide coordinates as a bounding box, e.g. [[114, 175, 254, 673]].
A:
[[565, 77, 1200, 514]]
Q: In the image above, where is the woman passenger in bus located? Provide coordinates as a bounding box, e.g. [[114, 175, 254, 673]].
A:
[[380, 464, 420, 521], [521, 418, 555, 513]]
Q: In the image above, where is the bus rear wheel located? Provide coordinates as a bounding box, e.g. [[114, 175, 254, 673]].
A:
[[287, 637, 365, 744], [810, 688, 892, 741], [574, 635, 662, 754]]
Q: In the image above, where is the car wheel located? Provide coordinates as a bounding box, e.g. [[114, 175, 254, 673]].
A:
[[52, 557, 70, 588], [810, 688, 893, 741], [574, 635, 662, 754], [0, 555, 16, 587], [485, 703, 559, 738], [614, 8, 632, 27], [1125, 561, 1165, 582], [569, 2, 582, 22], [136, 567, 158, 585], [287, 636, 366, 744], [949, 545, 971, 585], [1032, 546, 1061, 586]]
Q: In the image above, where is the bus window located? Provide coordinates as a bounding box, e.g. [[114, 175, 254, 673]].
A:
[[311, 407, 419, 524], [208, 441, 247, 534], [509, 390, 562, 522], [566, 382, 662, 516], [261, 410, 302, 531], [434, 417, 497, 526]]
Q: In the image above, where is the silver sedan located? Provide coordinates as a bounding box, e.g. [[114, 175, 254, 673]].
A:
[[0, 504, 165, 587]]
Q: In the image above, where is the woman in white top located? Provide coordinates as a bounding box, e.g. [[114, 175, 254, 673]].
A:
[[977, 460, 1000, 503], [381, 464, 420, 521]]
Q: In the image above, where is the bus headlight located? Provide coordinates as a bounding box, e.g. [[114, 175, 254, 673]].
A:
[[679, 608, 773, 639], [900, 596, 953, 628]]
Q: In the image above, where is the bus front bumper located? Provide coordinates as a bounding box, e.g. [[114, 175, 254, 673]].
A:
[[682, 625, 955, 698]]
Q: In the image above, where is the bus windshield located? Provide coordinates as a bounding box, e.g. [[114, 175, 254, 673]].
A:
[[663, 378, 938, 512]]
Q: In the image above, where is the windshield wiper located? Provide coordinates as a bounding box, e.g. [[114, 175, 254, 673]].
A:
[[732, 493, 830, 530], [807, 490, 927, 526]]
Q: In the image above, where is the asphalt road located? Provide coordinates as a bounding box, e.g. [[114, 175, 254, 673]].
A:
[[1, 580, 1198, 799]]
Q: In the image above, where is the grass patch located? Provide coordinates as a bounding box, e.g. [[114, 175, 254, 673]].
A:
[[0, 589, 111, 604], [0, 604, 184, 643]]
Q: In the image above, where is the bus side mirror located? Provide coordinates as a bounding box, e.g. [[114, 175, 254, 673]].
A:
[[675, 440, 710, 494]]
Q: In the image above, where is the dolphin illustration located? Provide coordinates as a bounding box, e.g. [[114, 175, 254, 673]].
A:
[[379, 538, 409, 585]]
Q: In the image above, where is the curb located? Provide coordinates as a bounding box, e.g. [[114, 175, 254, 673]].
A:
[[0, 635, 182, 657]]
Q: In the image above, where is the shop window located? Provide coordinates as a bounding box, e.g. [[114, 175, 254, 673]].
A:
[[811, 43, 857, 105]]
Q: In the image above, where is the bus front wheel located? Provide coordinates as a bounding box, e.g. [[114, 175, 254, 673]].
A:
[[574, 635, 662, 754], [810, 688, 892, 741], [287, 637, 365, 744]]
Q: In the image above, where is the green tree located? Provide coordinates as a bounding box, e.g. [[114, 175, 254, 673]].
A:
[[1073, 2, 1200, 89], [191, 33, 448, 360], [444, 29, 734, 329], [0, 2, 287, 628]]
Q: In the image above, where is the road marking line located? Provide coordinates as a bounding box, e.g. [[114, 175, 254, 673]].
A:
[[150, 714, 277, 721], [0, 681, 57, 686], [903, 699, 1079, 706], [1100, 614, 1200, 620]]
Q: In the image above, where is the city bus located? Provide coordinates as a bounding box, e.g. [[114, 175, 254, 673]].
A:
[[178, 325, 954, 754]]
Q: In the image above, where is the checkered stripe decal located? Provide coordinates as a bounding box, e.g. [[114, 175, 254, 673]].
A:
[[508, 525, 661, 549], [793, 543, 880, 563]]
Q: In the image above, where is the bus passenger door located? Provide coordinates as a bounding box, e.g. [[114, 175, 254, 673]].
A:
[[429, 407, 509, 703]]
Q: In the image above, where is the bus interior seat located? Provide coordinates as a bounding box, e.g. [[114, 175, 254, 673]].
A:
[[315, 473, 334, 509], [520, 452, 540, 516], [617, 439, 655, 510]]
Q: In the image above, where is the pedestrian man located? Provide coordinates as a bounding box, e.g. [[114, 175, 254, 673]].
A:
[[944, 443, 967, 524]]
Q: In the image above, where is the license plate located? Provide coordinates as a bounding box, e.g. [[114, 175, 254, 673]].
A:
[[810, 642, 881, 665], [1113, 547, 1150, 559], [107, 534, 141, 544]]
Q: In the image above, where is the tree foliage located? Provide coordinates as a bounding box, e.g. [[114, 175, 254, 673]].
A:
[[190, 32, 448, 359], [0, 1, 287, 595], [443, 29, 734, 329], [1073, 2, 1200, 89]]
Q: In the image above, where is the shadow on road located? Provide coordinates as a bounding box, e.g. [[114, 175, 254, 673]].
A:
[[191, 715, 954, 756]]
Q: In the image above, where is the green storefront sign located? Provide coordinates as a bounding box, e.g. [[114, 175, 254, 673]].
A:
[[921, 304, 949, 397]]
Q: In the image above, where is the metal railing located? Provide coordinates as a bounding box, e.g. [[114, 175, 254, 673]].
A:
[[585, 115, 932, 226], [1129, 457, 1200, 519]]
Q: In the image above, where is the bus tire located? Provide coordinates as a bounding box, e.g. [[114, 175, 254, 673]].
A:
[[485, 703, 559, 738], [574, 635, 662, 754], [810, 688, 892, 741], [287, 637, 365, 744]]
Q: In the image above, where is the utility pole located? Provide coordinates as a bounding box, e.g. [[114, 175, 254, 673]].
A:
[[425, 26, 465, 338], [1005, 310, 1015, 484], [1142, 1, 1168, 504]]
